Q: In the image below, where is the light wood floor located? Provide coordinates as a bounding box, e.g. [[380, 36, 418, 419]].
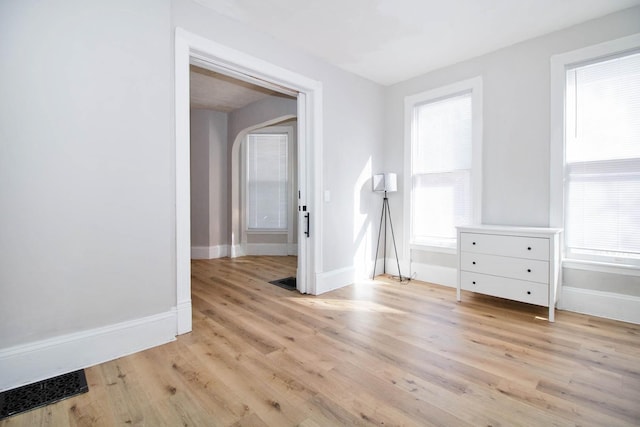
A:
[[3, 256, 640, 426]]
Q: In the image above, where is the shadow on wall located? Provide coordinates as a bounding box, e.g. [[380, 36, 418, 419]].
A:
[[352, 156, 377, 279]]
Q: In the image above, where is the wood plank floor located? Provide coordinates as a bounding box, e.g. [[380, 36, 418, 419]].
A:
[[2, 256, 640, 426]]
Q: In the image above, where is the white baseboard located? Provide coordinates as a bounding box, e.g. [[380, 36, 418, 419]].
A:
[[231, 244, 245, 258], [229, 243, 298, 257], [315, 266, 356, 295], [409, 262, 457, 288], [0, 310, 177, 392], [176, 300, 192, 335], [559, 286, 640, 325], [372, 257, 411, 279], [320, 260, 455, 295], [245, 243, 292, 256], [191, 245, 229, 259]]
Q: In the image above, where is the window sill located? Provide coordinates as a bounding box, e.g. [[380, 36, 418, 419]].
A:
[[246, 229, 288, 235], [562, 258, 640, 277], [410, 243, 457, 255]]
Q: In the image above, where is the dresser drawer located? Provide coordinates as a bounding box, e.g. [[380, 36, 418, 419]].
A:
[[460, 232, 549, 260], [460, 272, 549, 306], [460, 252, 549, 284]]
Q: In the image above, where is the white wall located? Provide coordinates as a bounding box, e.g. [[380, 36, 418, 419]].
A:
[[323, 78, 386, 280], [384, 7, 640, 307], [190, 109, 211, 247], [0, 0, 173, 346], [0, 0, 176, 390], [190, 109, 228, 249], [228, 96, 297, 144]]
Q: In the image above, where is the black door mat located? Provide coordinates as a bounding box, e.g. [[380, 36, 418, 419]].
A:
[[269, 276, 297, 291], [0, 370, 89, 420]]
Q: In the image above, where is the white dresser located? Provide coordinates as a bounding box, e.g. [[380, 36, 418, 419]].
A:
[[456, 225, 562, 322]]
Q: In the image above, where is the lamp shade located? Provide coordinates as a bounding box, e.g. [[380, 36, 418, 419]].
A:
[[373, 173, 397, 193]]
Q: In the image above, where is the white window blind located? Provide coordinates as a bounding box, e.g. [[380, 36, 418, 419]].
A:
[[411, 91, 473, 247], [565, 51, 640, 263], [247, 133, 288, 230]]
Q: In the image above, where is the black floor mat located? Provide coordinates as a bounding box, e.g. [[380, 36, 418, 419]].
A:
[[269, 276, 297, 291], [0, 370, 89, 420]]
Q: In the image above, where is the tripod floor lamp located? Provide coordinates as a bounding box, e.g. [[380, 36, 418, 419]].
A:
[[372, 173, 404, 281]]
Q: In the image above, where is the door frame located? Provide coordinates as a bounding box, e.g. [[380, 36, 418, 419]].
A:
[[174, 28, 323, 334]]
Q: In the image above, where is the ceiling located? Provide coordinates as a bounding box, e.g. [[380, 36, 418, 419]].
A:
[[194, 0, 640, 85], [190, 65, 294, 112]]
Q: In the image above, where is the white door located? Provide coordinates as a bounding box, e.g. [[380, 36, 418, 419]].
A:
[[296, 93, 308, 294]]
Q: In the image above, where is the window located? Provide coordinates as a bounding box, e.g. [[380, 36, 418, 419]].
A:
[[246, 132, 288, 230], [405, 77, 482, 250], [563, 50, 640, 265]]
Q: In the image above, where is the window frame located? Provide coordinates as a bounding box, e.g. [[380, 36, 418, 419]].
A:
[[243, 126, 294, 233], [550, 33, 640, 273], [404, 76, 483, 255]]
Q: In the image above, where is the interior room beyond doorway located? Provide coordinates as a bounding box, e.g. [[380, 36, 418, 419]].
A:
[[188, 63, 298, 280]]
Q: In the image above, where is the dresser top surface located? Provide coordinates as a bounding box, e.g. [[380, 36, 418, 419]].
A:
[[457, 224, 563, 236]]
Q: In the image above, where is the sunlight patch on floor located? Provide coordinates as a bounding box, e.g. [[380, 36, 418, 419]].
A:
[[286, 297, 404, 314]]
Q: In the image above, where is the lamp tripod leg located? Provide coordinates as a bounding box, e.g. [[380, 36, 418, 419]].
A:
[[385, 199, 403, 281], [372, 196, 386, 280]]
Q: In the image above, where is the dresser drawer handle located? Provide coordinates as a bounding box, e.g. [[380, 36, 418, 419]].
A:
[[472, 261, 476, 265], [472, 281, 476, 284], [527, 246, 531, 250], [472, 242, 476, 245], [527, 291, 531, 295], [527, 269, 531, 273]]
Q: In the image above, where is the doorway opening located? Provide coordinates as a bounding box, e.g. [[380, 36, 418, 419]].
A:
[[190, 65, 297, 262], [175, 28, 323, 335]]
